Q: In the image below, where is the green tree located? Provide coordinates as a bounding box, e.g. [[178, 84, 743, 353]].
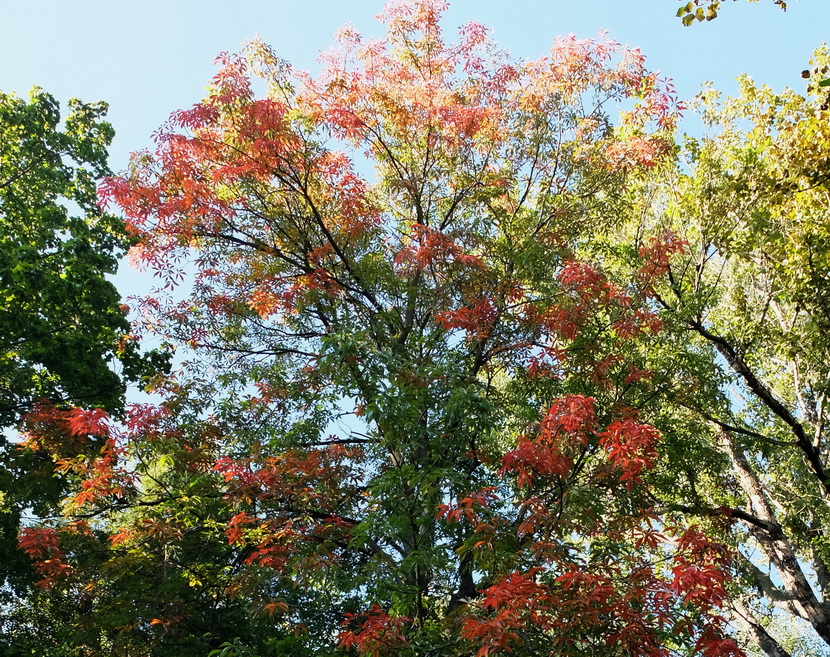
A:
[[0, 89, 168, 654], [611, 48, 830, 657], [0, 88, 132, 424]]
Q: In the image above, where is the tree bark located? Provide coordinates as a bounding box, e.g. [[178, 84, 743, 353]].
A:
[[731, 599, 793, 657], [723, 431, 830, 645]]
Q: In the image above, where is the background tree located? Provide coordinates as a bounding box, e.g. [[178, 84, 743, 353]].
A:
[[0, 89, 168, 654], [0, 88, 132, 424], [609, 47, 830, 657]]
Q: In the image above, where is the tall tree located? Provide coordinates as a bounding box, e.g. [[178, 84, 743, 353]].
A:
[[12, 2, 745, 656], [0, 88, 131, 424], [608, 47, 830, 657]]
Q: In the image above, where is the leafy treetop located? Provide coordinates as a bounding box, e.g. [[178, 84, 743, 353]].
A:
[[10, 2, 745, 656], [0, 88, 166, 426]]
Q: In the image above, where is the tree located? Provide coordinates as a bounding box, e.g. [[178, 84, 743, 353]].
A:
[[609, 47, 830, 657], [10, 2, 747, 656], [0, 89, 169, 653], [0, 88, 132, 425]]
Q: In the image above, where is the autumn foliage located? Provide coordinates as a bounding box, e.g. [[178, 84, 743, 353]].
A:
[[13, 2, 745, 656]]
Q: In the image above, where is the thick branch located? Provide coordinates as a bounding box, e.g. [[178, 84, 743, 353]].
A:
[[685, 318, 830, 496], [814, 547, 830, 602], [731, 598, 793, 657], [694, 407, 798, 447], [736, 552, 799, 616], [724, 433, 830, 640], [447, 549, 478, 614], [668, 503, 774, 532]]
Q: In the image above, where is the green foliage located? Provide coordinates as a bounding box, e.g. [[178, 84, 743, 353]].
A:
[[0, 89, 172, 654], [609, 45, 830, 654], [0, 88, 162, 425]]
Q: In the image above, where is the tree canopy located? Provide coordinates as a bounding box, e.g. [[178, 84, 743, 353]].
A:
[[634, 50, 830, 655], [0, 89, 129, 425], [0, 89, 168, 653], [4, 2, 830, 657]]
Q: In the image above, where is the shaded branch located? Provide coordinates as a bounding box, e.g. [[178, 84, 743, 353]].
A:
[[685, 317, 830, 496], [731, 598, 793, 657]]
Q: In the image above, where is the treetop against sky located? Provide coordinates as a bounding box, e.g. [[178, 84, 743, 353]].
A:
[[0, 0, 827, 171]]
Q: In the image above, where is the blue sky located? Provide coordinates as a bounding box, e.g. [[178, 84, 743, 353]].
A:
[[2, 0, 828, 169]]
